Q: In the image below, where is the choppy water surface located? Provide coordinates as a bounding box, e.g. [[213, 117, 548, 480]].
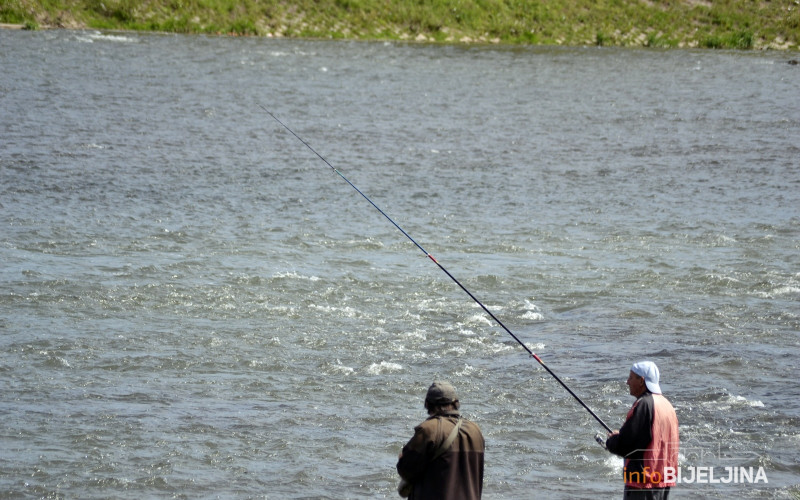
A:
[[1, 30, 799, 499]]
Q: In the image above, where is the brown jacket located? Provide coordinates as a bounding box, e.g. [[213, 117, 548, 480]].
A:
[[397, 411, 485, 500]]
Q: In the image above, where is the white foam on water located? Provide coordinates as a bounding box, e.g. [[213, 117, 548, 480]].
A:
[[521, 311, 545, 321], [366, 361, 403, 375], [77, 31, 138, 43], [466, 313, 493, 326], [308, 303, 358, 317], [770, 285, 800, 297], [706, 391, 766, 410], [273, 271, 320, 281], [403, 329, 427, 340], [457, 327, 477, 336], [454, 364, 477, 376], [329, 360, 354, 375], [602, 454, 624, 476], [731, 395, 765, 408]]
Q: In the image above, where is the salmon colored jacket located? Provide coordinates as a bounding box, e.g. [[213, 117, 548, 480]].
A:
[[606, 392, 679, 489]]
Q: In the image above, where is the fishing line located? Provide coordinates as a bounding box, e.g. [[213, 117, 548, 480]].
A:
[[261, 105, 612, 433]]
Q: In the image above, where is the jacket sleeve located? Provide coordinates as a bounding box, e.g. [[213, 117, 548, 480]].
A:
[[606, 395, 653, 458], [396, 422, 437, 482]]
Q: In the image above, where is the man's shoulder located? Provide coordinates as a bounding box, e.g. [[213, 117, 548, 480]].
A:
[[637, 392, 656, 407], [460, 416, 481, 429], [415, 414, 478, 430], [630, 393, 656, 419], [652, 393, 678, 416], [652, 393, 674, 404], [461, 418, 485, 441], [414, 415, 446, 432], [645, 393, 677, 411]]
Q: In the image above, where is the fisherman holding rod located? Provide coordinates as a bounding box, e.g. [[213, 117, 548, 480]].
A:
[[604, 361, 679, 499]]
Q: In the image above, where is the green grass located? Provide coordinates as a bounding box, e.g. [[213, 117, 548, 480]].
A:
[[2, 0, 798, 49]]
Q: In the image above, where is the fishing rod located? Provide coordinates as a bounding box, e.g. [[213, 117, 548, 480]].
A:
[[261, 105, 613, 434]]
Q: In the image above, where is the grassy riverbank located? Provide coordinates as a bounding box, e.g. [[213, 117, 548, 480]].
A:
[[2, 0, 799, 49]]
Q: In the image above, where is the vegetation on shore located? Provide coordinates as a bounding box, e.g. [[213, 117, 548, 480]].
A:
[[2, 0, 799, 49]]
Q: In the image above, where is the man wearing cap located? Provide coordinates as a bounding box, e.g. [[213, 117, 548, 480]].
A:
[[396, 381, 485, 499], [606, 361, 679, 499]]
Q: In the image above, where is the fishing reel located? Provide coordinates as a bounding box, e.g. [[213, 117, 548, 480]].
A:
[[594, 432, 607, 449]]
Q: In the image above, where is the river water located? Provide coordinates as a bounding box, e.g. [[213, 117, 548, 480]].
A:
[[1, 29, 798, 499]]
